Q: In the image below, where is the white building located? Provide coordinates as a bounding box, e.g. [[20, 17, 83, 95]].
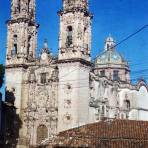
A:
[[5, 0, 148, 147]]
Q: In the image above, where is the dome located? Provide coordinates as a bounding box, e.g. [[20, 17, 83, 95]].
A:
[[94, 35, 128, 66], [95, 50, 127, 65]]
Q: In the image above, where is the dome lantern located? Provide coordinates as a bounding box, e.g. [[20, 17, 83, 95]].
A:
[[104, 34, 116, 51], [94, 36, 130, 82]]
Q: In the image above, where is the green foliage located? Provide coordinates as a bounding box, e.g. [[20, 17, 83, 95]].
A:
[[0, 64, 4, 89]]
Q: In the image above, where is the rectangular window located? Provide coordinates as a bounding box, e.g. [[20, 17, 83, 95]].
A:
[[11, 34, 18, 56], [11, 49, 16, 57], [100, 70, 105, 77], [40, 73, 46, 84], [66, 26, 73, 47], [113, 70, 119, 81]]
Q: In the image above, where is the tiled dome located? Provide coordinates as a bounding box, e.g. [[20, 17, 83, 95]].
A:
[[95, 50, 126, 65], [94, 35, 128, 66]]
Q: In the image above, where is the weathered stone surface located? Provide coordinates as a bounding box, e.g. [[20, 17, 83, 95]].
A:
[[5, 0, 148, 147]]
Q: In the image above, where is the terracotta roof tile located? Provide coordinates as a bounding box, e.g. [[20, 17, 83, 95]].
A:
[[48, 120, 148, 148]]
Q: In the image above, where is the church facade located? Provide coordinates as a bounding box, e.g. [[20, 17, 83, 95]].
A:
[[5, 0, 148, 147]]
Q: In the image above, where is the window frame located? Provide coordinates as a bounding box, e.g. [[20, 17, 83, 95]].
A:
[[66, 26, 73, 47], [113, 70, 119, 81], [100, 70, 105, 77], [40, 73, 47, 84]]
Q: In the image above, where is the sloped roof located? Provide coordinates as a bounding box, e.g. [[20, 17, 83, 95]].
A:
[[49, 120, 148, 148]]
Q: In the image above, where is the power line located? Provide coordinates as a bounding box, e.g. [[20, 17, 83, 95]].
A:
[[93, 24, 148, 61], [114, 25, 148, 48], [131, 68, 148, 74], [128, 60, 148, 67], [5, 76, 148, 89], [5, 70, 148, 86]]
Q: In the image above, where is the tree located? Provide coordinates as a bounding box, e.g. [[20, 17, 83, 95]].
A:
[[0, 65, 4, 146], [0, 64, 4, 99], [0, 64, 4, 88]]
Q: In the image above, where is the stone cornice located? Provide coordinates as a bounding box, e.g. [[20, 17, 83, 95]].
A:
[[57, 58, 92, 67], [90, 72, 134, 89], [6, 18, 39, 28], [6, 64, 28, 69], [94, 64, 130, 71], [58, 8, 93, 19]]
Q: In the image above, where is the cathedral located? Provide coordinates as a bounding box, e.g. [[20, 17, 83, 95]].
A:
[[5, 0, 148, 147]]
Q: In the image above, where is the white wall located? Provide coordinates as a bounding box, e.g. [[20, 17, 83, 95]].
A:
[[58, 62, 90, 132], [119, 86, 148, 121], [6, 68, 24, 114], [136, 86, 148, 120]]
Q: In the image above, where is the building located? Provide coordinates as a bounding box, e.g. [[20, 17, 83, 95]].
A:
[[46, 120, 148, 148], [5, 0, 148, 147]]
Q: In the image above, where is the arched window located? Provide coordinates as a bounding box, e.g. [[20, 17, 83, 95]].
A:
[[29, 70, 36, 82], [101, 105, 106, 117], [100, 70, 105, 77], [11, 35, 17, 56], [102, 106, 105, 115], [18, 0, 21, 13], [40, 73, 47, 84], [107, 44, 110, 50], [113, 70, 119, 81], [28, 0, 31, 12], [121, 113, 125, 119], [37, 125, 48, 144], [66, 26, 73, 47], [125, 100, 130, 110], [27, 35, 31, 55]]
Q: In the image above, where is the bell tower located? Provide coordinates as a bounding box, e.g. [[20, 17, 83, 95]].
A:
[[5, 1, 38, 146], [6, 0, 38, 65], [11, 0, 35, 21], [58, 0, 92, 61], [58, 0, 93, 132]]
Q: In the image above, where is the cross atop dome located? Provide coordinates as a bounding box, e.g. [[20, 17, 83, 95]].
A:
[[104, 34, 116, 51]]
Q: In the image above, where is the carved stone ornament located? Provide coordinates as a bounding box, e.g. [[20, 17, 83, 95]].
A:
[[63, 113, 72, 124], [64, 83, 72, 94]]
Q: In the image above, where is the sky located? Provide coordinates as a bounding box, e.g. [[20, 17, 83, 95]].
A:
[[0, 0, 148, 86]]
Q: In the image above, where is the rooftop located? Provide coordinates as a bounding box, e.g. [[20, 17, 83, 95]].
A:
[[47, 120, 148, 148]]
